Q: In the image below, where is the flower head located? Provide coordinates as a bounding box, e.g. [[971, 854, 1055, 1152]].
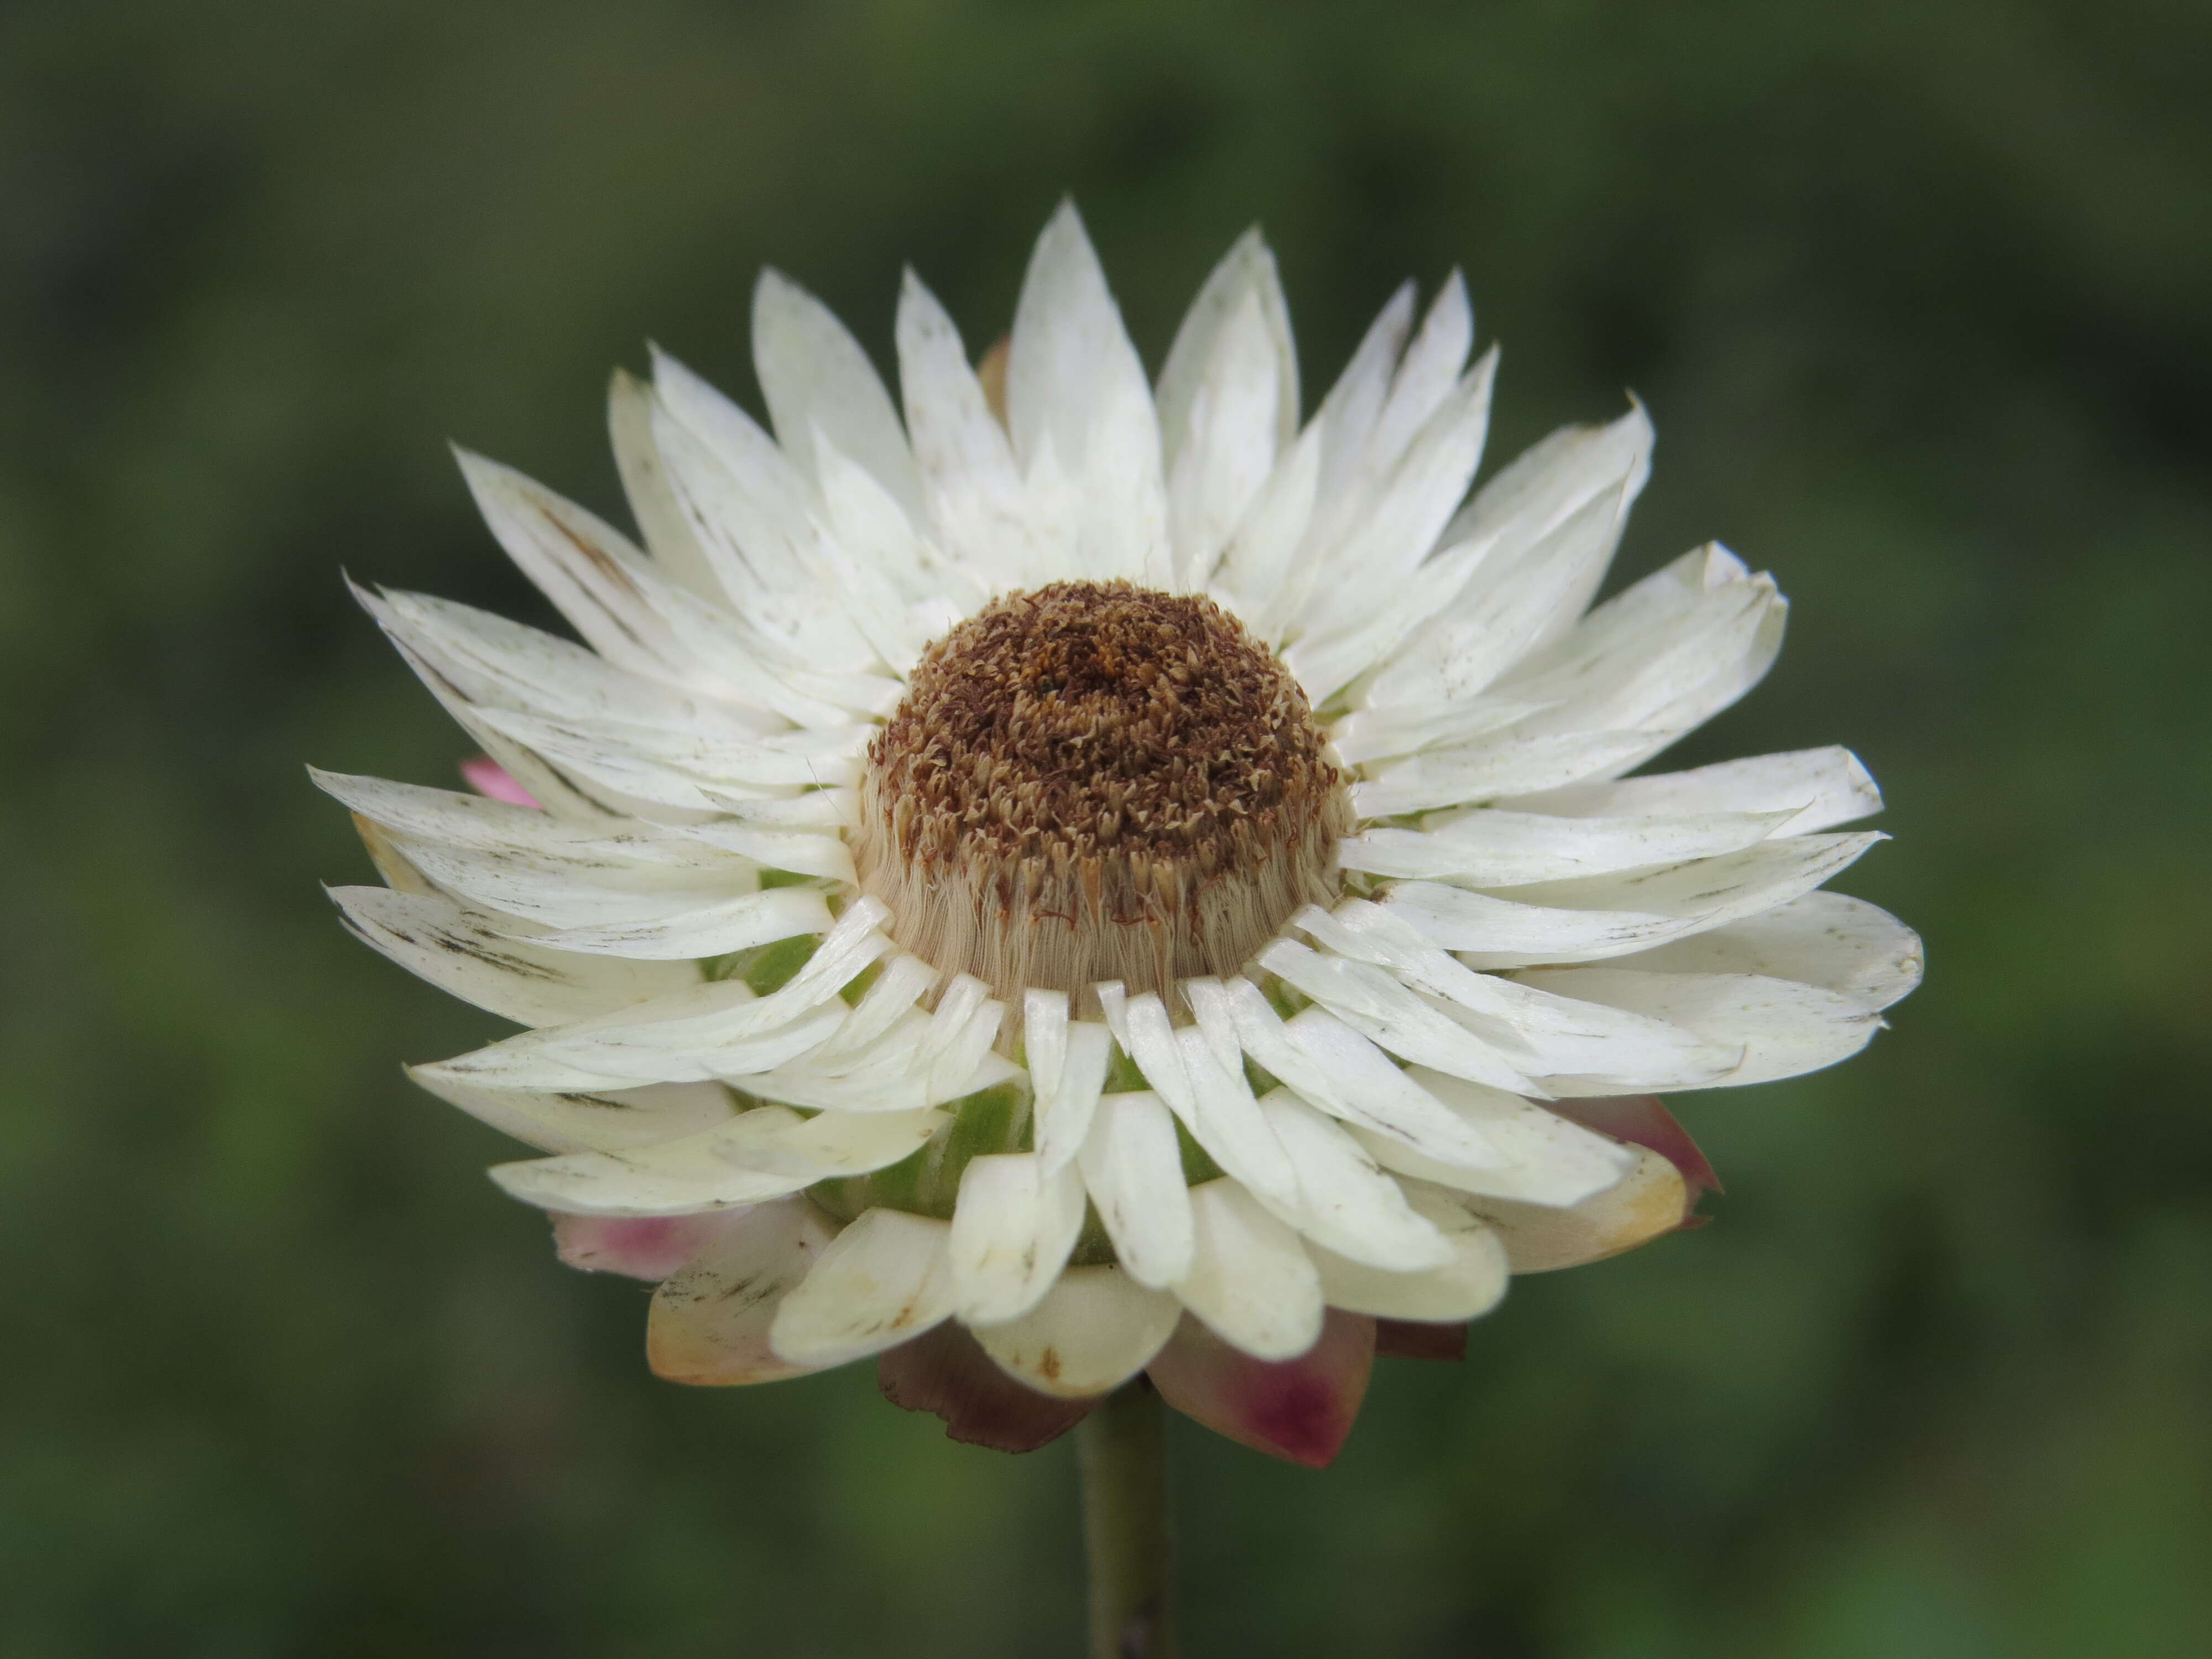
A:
[[321, 204, 1918, 1466]]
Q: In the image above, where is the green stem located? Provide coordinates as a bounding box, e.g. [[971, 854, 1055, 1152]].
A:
[[1076, 1381, 1177, 1659]]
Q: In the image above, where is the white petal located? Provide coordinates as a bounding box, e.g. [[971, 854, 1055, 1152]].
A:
[[1509, 968, 1884, 1087], [648, 1198, 836, 1385], [1311, 281, 1416, 508], [380, 836, 753, 931], [949, 1153, 1087, 1325], [1352, 731, 1663, 820], [1341, 808, 1792, 886], [1259, 937, 1537, 1095], [488, 1105, 945, 1217], [330, 885, 700, 1024], [1459, 832, 1886, 959], [1500, 745, 1882, 834], [672, 820, 855, 883], [526, 900, 889, 1071], [1210, 978, 1498, 1170], [1328, 692, 1547, 769], [1308, 1183, 1508, 1321], [1282, 390, 1503, 702], [1006, 202, 1171, 587], [1208, 424, 1322, 639], [753, 267, 924, 518], [1363, 272, 1473, 483], [609, 367, 723, 599], [1379, 880, 1712, 967], [1610, 892, 1922, 1011], [1036, 1018, 1113, 1177], [408, 1068, 737, 1156], [647, 351, 880, 667], [526, 886, 832, 960], [1171, 1026, 1300, 1208], [1077, 1090, 1194, 1289], [364, 586, 780, 745], [1280, 1006, 1509, 1170], [769, 1208, 957, 1367], [894, 270, 1046, 591], [1166, 290, 1281, 589], [1290, 900, 1737, 1092], [1173, 1179, 1323, 1361], [1435, 399, 1655, 649], [1357, 1066, 1637, 1207], [1155, 227, 1298, 466], [1255, 1089, 1452, 1271], [972, 1266, 1182, 1398], [455, 451, 700, 687], [1361, 488, 1627, 714]]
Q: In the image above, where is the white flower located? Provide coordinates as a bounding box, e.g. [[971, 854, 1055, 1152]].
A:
[[321, 204, 1918, 1464]]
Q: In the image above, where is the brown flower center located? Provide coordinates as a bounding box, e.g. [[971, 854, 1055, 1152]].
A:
[[854, 581, 1351, 1009]]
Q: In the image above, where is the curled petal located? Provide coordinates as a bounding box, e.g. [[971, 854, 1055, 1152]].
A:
[[646, 1199, 835, 1385], [460, 754, 542, 808], [1146, 1308, 1375, 1469], [878, 1322, 1101, 1454], [551, 1209, 745, 1281], [1542, 1094, 1720, 1217], [1457, 1148, 1688, 1272]]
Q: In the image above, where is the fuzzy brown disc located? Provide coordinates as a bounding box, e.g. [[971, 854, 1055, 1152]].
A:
[[854, 581, 1351, 1008]]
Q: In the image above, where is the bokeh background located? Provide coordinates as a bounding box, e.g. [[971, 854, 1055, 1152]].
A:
[[4, 2, 2209, 1654]]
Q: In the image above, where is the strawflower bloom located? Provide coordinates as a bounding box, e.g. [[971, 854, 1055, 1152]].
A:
[[322, 205, 1916, 1506]]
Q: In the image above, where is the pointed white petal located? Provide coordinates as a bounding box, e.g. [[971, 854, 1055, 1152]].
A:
[[1461, 832, 1886, 954], [1360, 483, 1638, 712], [1156, 227, 1298, 466], [1208, 423, 1321, 639], [1363, 272, 1473, 482], [1279, 1006, 1509, 1170], [1078, 1090, 1194, 1289], [409, 1068, 737, 1156], [1255, 1089, 1452, 1271], [523, 885, 831, 960], [1259, 938, 1537, 1095], [1340, 808, 1793, 886], [1509, 968, 1884, 1087], [1500, 745, 1883, 834], [488, 1105, 945, 1217], [1353, 1067, 1637, 1207], [330, 885, 700, 1024], [1312, 281, 1416, 508], [455, 451, 700, 686], [1173, 1179, 1324, 1361], [1379, 880, 1712, 966], [1006, 202, 1171, 586], [1036, 1019, 1113, 1177], [753, 267, 923, 517], [609, 367, 723, 599], [1290, 900, 1736, 1093], [1352, 731, 1664, 820], [949, 1153, 1087, 1325], [1165, 290, 1281, 588], [1610, 892, 1922, 1011], [769, 1208, 957, 1367], [972, 1266, 1182, 1398], [1157, 1026, 1293, 1207]]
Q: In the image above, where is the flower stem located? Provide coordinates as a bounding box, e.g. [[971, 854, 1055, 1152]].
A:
[[1076, 1380, 1177, 1658]]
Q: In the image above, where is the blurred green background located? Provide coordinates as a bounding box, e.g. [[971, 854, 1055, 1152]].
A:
[[4, 1, 2209, 1654]]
